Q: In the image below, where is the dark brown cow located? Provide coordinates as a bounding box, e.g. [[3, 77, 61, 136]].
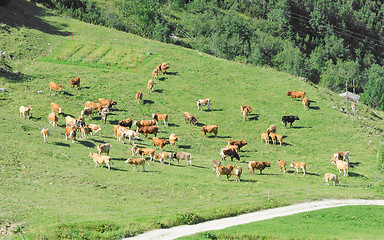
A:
[[227, 140, 247, 151], [137, 126, 159, 139], [248, 161, 270, 174], [220, 148, 240, 161]]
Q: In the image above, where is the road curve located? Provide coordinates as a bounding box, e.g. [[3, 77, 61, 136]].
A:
[[123, 199, 384, 240]]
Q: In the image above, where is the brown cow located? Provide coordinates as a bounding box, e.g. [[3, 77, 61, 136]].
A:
[[49, 82, 62, 93], [133, 120, 156, 128], [136, 91, 143, 105], [278, 159, 286, 174], [290, 162, 307, 175], [70, 77, 80, 89], [152, 137, 169, 150], [287, 91, 305, 101], [240, 105, 252, 114], [269, 132, 283, 146], [201, 125, 218, 137], [227, 140, 247, 151], [80, 125, 92, 139], [118, 118, 133, 128], [248, 161, 270, 174], [148, 79, 154, 93], [261, 132, 269, 144], [220, 148, 240, 161], [51, 102, 62, 114], [134, 147, 156, 161], [137, 126, 159, 139], [98, 98, 117, 109], [216, 164, 235, 181], [125, 158, 146, 172], [85, 101, 102, 113], [234, 166, 242, 182], [160, 62, 170, 75], [152, 113, 168, 126], [48, 112, 58, 127], [184, 112, 198, 125], [152, 68, 158, 79], [65, 126, 76, 142]]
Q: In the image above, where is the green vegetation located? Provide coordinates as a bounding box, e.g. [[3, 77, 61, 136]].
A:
[[180, 205, 384, 240], [0, 1, 384, 239]]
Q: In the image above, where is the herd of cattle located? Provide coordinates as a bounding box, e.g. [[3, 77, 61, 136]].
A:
[[18, 64, 351, 186]]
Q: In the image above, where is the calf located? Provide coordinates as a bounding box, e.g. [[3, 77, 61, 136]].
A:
[[196, 98, 211, 111], [70, 77, 80, 89], [148, 79, 154, 93], [290, 162, 307, 175], [88, 124, 101, 135], [133, 120, 156, 129], [302, 97, 310, 110], [152, 137, 169, 150], [65, 126, 76, 142], [155, 152, 173, 165], [234, 166, 242, 182], [211, 160, 221, 173], [184, 112, 198, 125], [152, 113, 168, 126], [98, 98, 117, 109], [160, 62, 170, 74], [135, 148, 156, 161], [240, 105, 252, 114], [286, 91, 305, 101], [80, 125, 92, 139], [41, 128, 49, 143], [282, 115, 300, 128], [278, 159, 286, 174], [81, 107, 93, 119], [19, 105, 32, 119], [89, 152, 111, 170], [137, 126, 159, 139], [332, 159, 349, 176], [152, 68, 158, 79], [227, 140, 247, 151], [101, 107, 108, 124], [261, 132, 269, 144], [65, 116, 77, 128], [136, 91, 143, 105], [216, 164, 235, 181], [242, 107, 249, 120], [169, 133, 180, 147], [173, 152, 192, 166], [49, 82, 62, 93], [48, 112, 58, 127], [114, 125, 128, 139], [269, 132, 283, 146], [126, 129, 140, 144], [97, 143, 111, 156], [201, 125, 218, 137], [51, 102, 62, 114], [248, 161, 270, 174], [118, 118, 133, 128], [324, 173, 341, 186], [266, 125, 276, 135], [220, 148, 240, 161], [125, 158, 146, 172]]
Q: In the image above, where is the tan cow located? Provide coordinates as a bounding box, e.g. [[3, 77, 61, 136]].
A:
[[133, 120, 157, 129], [242, 107, 249, 120], [278, 159, 286, 174], [169, 133, 180, 148], [261, 132, 269, 144], [19, 105, 32, 119], [65, 116, 77, 128], [201, 125, 218, 137], [160, 62, 170, 75], [80, 125, 92, 139], [332, 159, 349, 176], [41, 128, 49, 143], [49, 82, 62, 93], [302, 97, 310, 110], [269, 132, 283, 146], [88, 124, 101, 136], [216, 164, 235, 181], [184, 112, 198, 125], [227, 140, 247, 151], [211, 160, 221, 173], [70, 77, 80, 89], [48, 112, 58, 127], [155, 152, 173, 165], [324, 173, 341, 186], [89, 152, 111, 170], [118, 118, 133, 128], [125, 158, 146, 172], [65, 126, 76, 142], [173, 152, 192, 166], [240, 105, 252, 114], [136, 91, 143, 105], [148, 79, 154, 93], [152, 137, 169, 150], [51, 102, 62, 114], [287, 91, 305, 101], [152, 68, 158, 79], [152, 113, 168, 126], [290, 162, 307, 175], [97, 143, 111, 156], [98, 98, 117, 109], [249, 161, 270, 174], [234, 166, 242, 182], [85, 101, 102, 113], [134, 147, 156, 161]]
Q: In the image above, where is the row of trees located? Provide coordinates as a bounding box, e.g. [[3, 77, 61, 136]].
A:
[[32, 0, 384, 109]]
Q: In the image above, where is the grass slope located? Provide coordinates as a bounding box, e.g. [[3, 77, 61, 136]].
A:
[[0, 1, 383, 239]]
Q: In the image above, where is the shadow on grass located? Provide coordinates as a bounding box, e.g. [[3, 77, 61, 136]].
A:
[[112, 157, 126, 162], [216, 135, 231, 139], [30, 116, 42, 121], [196, 122, 205, 127], [168, 123, 180, 127], [62, 91, 73, 96], [291, 126, 312, 129], [191, 164, 209, 169], [178, 145, 192, 149], [305, 172, 320, 176], [159, 77, 166, 81], [78, 140, 95, 148], [93, 139, 107, 144], [349, 161, 361, 168], [144, 100, 154, 105], [154, 89, 163, 93], [348, 172, 366, 178], [309, 106, 320, 110], [109, 166, 127, 172], [167, 71, 179, 76], [205, 109, 223, 112], [240, 179, 258, 183], [53, 142, 70, 147], [109, 120, 119, 125], [248, 114, 259, 121]]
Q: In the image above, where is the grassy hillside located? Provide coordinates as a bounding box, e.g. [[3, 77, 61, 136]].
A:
[[1, 1, 383, 239]]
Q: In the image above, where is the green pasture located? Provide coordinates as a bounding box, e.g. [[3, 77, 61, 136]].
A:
[[180, 205, 384, 240], [0, 2, 383, 239]]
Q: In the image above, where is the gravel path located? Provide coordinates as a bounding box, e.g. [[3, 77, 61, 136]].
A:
[[124, 199, 384, 240]]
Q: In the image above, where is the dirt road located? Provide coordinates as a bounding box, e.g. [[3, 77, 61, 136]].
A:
[[124, 199, 384, 240]]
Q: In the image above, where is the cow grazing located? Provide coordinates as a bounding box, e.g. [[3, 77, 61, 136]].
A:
[[134, 147, 156, 161], [266, 125, 276, 135], [70, 77, 80, 89], [48, 112, 58, 127], [41, 128, 49, 143], [332, 159, 349, 176], [126, 129, 140, 144], [101, 107, 109, 124], [98, 98, 117, 109], [51, 102, 62, 114], [211, 160, 221, 173], [302, 97, 310, 110], [49, 82, 62, 93], [324, 173, 341, 186], [81, 107, 93, 119], [152, 137, 169, 150], [169, 133, 180, 147], [85, 101, 102, 113], [227, 140, 247, 151], [248, 161, 270, 174], [65, 126, 76, 142], [138, 126, 159, 139], [220, 148, 240, 161], [152, 68, 158, 79], [184, 112, 198, 125], [133, 120, 156, 129], [290, 162, 307, 175], [332, 151, 350, 163], [216, 164, 235, 181], [241, 105, 252, 114], [19, 106, 32, 119], [136, 91, 143, 105], [65, 116, 77, 128], [125, 158, 146, 172], [160, 62, 170, 75], [278, 159, 286, 174], [152, 113, 168, 126], [286, 91, 305, 101], [242, 107, 249, 120], [80, 125, 92, 139], [97, 143, 111, 156], [201, 125, 218, 137], [261, 132, 269, 144], [173, 152, 192, 166], [89, 152, 111, 170], [155, 152, 173, 165], [131, 144, 138, 157], [269, 132, 283, 146], [88, 124, 101, 135], [234, 166, 242, 182], [148, 79, 154, 93], [118, 118, 133, 128], [282, 115, 300, 128], [196, 99, 211, 111]]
